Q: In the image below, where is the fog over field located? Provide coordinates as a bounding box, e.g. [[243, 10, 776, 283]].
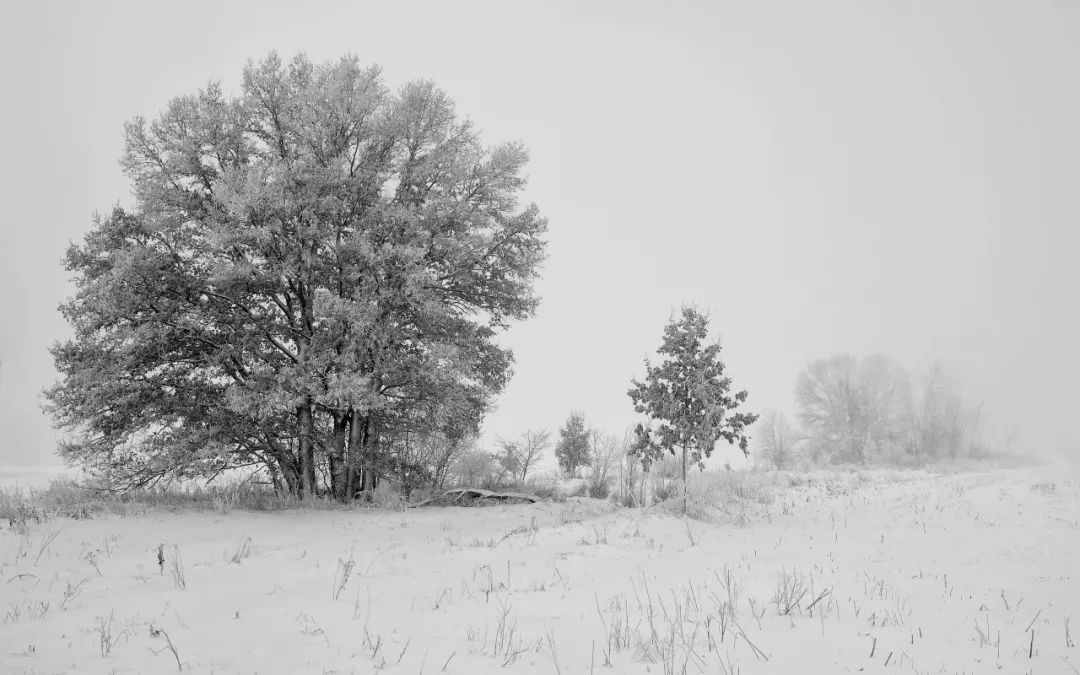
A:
[[1, 0, 1078, 472], [1, 2, 1078, 674]]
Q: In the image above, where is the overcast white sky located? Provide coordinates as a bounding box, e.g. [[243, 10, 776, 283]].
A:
[[1, 0, 1077, 469]]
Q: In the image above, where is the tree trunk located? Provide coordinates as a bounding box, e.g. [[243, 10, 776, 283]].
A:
[[432, 439, 455, 490], [266, 460, 282, 493], [346, 411, 366, 500], [362, 417, 379, 492], [328, 411, 349, 502], [266, 436, 301, 497], [681, 444, 688, 514], [280, 461, 300, 497], [297, 401, 316, 499]]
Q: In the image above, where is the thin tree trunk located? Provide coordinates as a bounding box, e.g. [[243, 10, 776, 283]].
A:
[[346, 411, 365, 500], [266, 460, 281, 493], [682, 445, 688, 514], [297, 401, 316, 499], [266, 436, 301, 497], [362, 417, 379, 492], [328, 411, 349, 502], [279, 461, 300, 497]]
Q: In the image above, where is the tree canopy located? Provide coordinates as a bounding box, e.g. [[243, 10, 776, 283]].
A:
[[554, 412, 591, 476], [46, 53, 547, 500]]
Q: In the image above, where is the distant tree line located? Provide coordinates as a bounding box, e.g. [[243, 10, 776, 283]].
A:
[[757, 355, 985, 468]]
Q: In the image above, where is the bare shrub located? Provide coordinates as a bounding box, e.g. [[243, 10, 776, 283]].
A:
[[1, 487, 45, 534], [370, 482, 404, 510], [448, 449, 496, 488], [773, 567, 808, 615]]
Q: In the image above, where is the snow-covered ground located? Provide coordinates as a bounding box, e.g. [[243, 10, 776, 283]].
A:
[[2, 465, 1078, 674]]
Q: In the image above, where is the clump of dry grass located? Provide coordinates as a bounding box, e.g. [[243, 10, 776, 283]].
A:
[[229, 536, 253, 564], [1, 474, 363, 525], [166, 546, 187, 590], [773, 567, 808, 615], [95, 610, 130, 657], [333, 556, 356, 600], [2, 482, 99, 529], [648, 468, 775, 524]]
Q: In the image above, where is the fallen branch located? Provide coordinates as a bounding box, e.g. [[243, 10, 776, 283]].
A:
[[415, 488, 539, 508]]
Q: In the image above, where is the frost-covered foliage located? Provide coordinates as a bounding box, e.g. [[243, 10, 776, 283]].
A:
[[628, 307, 757, 470], [627, 307, 758, 509], [46, 53, 547, 499], [554, 412, 591, 477]]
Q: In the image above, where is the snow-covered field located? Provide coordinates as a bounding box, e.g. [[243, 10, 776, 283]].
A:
[[2, 466, 1078, 674]]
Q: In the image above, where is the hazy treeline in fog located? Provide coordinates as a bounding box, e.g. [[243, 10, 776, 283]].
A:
[[758, 355, 986, 470]]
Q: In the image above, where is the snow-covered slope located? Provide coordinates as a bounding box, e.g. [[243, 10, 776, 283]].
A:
[[2, 466, 1077, 674]]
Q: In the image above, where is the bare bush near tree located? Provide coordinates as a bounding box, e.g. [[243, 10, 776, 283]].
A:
[[448, 447, 495, 488], [390, 428, 474, 493], [493, 439, 522, 484], [615, 429, 643, 506], [519, 429, 552, 481], [496, 429, 551, 482], [755, 409, 800, 469], [588, 430, 620, 488]]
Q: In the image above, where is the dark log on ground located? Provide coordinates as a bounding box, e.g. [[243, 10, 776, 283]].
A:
[[413, 488, 539, 507]]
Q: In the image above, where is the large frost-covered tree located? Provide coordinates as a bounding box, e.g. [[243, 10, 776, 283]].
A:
[[46, 53, 547, 499], [628, 307, 758, 510]]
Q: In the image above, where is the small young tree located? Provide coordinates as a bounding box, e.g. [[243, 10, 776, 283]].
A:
[[587, 429, 622, 497], [493, 439, 522, 485], [515, 429, 552, 481], [554, 412, 591, 477], [628, 307, 758, 512], [616, 429, 644, 506]]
